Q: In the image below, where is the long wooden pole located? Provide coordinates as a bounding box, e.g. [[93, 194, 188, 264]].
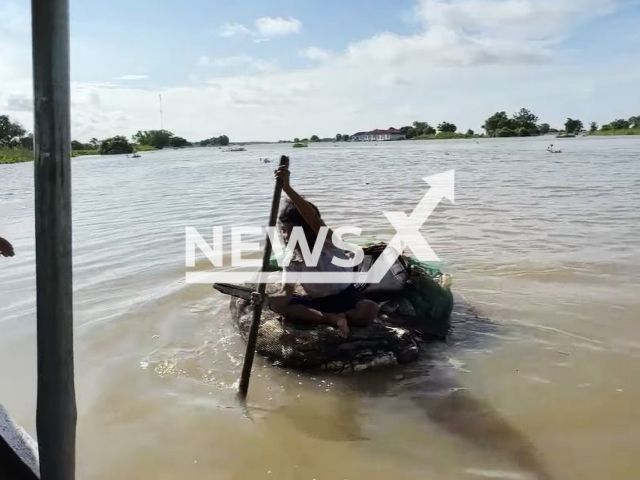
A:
[[31, 0, 77, 478], [238, 155, 289, 397]]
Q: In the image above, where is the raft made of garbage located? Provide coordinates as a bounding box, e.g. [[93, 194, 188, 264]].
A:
[[215, 243, 453, 373]]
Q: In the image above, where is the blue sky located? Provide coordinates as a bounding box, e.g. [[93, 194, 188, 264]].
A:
[[1, 0, 640, 141], [69, 0, 418, 86]]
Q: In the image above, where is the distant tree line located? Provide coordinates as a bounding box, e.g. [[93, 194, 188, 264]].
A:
[[2, 114, 235, 160], [96, 129, 195, 155], [397, 121, 469, 139], [281, 135, 342, 143], [478, 108, 636, 137], [596, 115, 640, 133], [71, 138, 100, 151], [564, 118, 583, 134], [483, 108, 544, 137], [100, 136, 133, 154], [198, 135, 230, 147], [134, 130, 191, 149]]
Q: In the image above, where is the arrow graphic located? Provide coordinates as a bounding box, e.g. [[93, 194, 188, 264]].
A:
[[366, 170, 455, 284]]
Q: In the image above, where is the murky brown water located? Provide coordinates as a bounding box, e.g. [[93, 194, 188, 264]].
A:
[[1, 137, 640, 479]]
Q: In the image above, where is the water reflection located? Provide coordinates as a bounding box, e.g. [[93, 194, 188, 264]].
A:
[[411, 387, 554, 480], [261, 300, 556, 479]]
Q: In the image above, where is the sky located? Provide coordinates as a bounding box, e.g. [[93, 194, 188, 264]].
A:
[[1, 0, 639, 142]]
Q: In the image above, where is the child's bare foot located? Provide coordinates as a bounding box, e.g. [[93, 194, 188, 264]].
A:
[[334, 313, 349, 338]]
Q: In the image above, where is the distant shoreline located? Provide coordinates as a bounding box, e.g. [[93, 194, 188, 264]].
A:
[[589, 127, 640, 136], [3, 132, 640, 165]]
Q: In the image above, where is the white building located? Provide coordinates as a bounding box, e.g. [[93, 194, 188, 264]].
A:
[[351, 128, 406, 141]]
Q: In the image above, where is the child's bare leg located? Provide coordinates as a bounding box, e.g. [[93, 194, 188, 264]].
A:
[[346, 300, 379, 327], [273, 304, 349, 337]]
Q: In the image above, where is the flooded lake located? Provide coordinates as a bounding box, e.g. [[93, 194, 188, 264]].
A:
[[1, 136, 639, 479]]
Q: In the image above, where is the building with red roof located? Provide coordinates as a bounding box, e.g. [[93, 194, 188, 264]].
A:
[[351, 128, 406, 142]]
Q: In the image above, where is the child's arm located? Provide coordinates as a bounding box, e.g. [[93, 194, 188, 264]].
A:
[[275, 166, 331, 236]]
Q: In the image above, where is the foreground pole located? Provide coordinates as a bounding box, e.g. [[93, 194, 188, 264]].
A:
[[238, 155, 289, 397], [31, 0, 77, 478]]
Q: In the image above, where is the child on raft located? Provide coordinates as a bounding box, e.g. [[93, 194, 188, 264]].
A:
[[252, 165, 379, 337]]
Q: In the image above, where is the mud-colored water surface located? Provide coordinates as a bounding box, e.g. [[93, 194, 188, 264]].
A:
[[1, 137, 639, 479]]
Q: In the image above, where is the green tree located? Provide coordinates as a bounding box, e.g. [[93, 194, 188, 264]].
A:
[[589, 122, 598, 133], [601, 124, 612, 131], [133, 129, 174, 149], [0, 115, 26, 146], [71, 140, 88, 150], [411, 121, 435, 136], [412, 121, 427, 136], [609, 119, 630, 130], [100, 136, 134, 155], [89, 137, 99, 149], [495, 127, 517, 137], [538, 123, 551, 135], [466, 129, 474, 136], [629, 116, 640, 128], [342, 134, 349, 141], [170, 136, 189, 148], [513, 108, 539, 135], [132, 130, 150, 144], [336, 134, 342, 142], [483, 111, 514, 136], [564, 118, 583, 134], [218, 135, 230, 146], [310, 135, 320, 142], [438, 122, 457, 133], [294, 138, 300, 143], [400, 126, 415, 139]]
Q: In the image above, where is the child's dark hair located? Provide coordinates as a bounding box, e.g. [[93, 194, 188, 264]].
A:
[[279, 199, 321, 248]]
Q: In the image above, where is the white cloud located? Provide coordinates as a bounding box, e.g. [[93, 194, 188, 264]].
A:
[[5, 93, 32, 112], [1, 0, 634, 143], [300, 47, 331, 62], [339, 0, 623, 70], [218, 17, 302, 40], [218, 22, 253, 38], [415, 0, 617, 40], [255, 16, 301, 37], [198, 55, 276, 72], [199, 55, 252, 67], [114, 74, 149, 80]]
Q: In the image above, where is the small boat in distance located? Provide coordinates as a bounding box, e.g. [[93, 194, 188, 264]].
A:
[[546, 144, 562, 153], [292, 142, 308, 148], [132, 153, 141, 158], [224, 147, 247, 152]]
